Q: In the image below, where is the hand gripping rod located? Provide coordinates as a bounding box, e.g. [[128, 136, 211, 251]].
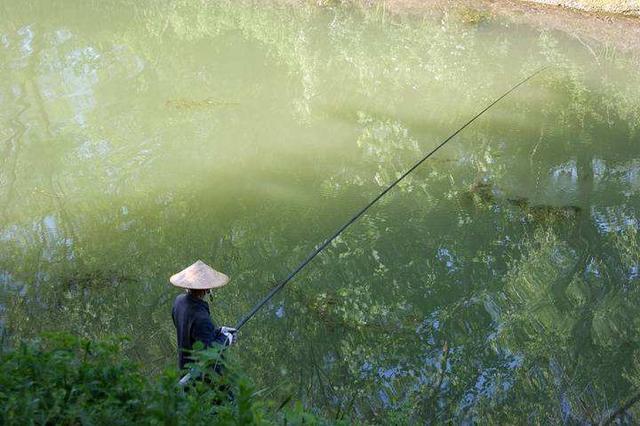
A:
[[234, 67, 548, 331]]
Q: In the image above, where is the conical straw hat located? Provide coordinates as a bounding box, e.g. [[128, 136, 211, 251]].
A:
[[170, 260, 230, 290]]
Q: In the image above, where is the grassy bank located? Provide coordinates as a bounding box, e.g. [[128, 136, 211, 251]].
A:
[[0, 333, 338, 425]]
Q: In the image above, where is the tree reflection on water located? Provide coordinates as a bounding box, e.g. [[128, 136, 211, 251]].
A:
[[1, 0, 639, 422]]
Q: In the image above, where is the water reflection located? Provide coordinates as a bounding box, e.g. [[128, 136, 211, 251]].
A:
[[1, 0, 640, 423]]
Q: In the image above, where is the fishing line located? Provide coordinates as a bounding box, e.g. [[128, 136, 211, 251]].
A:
[[234, 66, 548, 331]]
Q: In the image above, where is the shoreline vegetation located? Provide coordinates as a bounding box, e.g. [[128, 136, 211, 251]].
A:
[[0, 333, 336, 425]]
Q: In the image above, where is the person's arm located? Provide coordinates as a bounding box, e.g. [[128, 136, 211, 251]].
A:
[[192, 311, 227, 347]]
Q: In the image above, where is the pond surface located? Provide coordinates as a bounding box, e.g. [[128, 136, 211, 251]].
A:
[[1, 0, 640, 422]]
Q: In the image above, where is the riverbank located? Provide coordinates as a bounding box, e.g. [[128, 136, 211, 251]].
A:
[[287, 1, 640, 55], [361, 0, 640, 17], [349, 0, 640, 58], [0, 333, 335, 425], [525, 0, 640, 16]]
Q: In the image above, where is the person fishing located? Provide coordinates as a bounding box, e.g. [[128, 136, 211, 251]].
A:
[[170, 260, 237, 375], [163, 68, 543, 407]]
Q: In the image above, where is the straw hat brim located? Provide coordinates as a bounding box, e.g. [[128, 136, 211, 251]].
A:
[[170, 260, 230, 290]]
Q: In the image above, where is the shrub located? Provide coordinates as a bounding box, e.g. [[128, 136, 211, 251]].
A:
[[0, 333, 338, 425]]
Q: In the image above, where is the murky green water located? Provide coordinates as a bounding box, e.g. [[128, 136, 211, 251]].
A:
[[2, 0, 640, 422]]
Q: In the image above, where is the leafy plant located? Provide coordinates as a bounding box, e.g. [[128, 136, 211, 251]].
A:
[[0, 333, 340, 425]]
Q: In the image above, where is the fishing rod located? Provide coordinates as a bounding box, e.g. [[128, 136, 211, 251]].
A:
[[234, 66, 548, 332]]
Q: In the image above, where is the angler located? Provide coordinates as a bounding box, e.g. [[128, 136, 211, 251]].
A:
[[170, 67, 547, 386], [170, 260, 237, 376]]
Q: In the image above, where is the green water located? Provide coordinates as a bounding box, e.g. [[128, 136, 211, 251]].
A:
[[1, 0, 640, 422]]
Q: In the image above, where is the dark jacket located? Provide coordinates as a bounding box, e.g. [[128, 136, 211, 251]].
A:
[[172, 293, 227, 370]]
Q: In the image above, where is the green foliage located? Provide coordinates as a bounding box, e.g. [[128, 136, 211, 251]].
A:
[[0, 333, 338, 425]]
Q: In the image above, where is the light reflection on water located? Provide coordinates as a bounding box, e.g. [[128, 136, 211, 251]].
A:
[[1, 0, 640, 422]]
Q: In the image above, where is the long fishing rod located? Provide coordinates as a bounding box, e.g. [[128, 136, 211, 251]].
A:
[[234, 66, 548, 331]]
